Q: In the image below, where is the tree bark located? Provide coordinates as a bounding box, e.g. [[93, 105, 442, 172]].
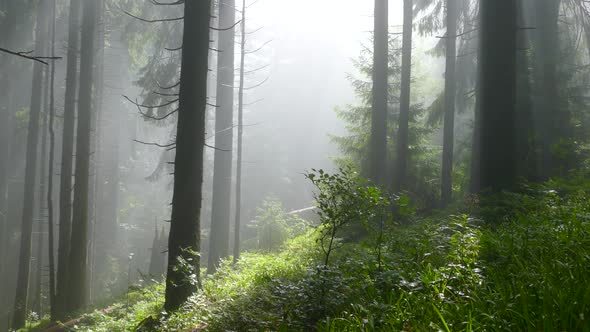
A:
[[12, 1, 50, 327], [441, 0, 458, 207], [234, 0, 247, 263], [478, 0, 517, 191], [56, 0, 81, 319], [535, 0, 562, 178], [67, 0, 98, 312], [164, 0, 212, 311], [369, 0, 388, 185], [394, 0, 413, 193], [208, 0, 236, 274], [0, 0, 17, 321], [47, 0, 57, 318]]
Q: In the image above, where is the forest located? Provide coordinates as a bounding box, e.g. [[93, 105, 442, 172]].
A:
[[1, 0, 590, 331]]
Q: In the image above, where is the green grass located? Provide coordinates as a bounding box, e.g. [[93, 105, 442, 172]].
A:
[[26, 184, 590, 331]]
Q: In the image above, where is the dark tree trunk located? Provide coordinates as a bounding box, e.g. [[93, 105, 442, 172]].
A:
[[208, 0, 236, 274], [164, 0, 212, 311], [68, 0, 98, 312], [56, 0, 81, 319], [12, 1, 50, 327], [478, 0, 517, 191], [234, 0, 247, 264], [47, 0, 57, 318], [369, 0, 388, 185], [441, 0, 458, 207], [535, 0, 562, 178], [515, 0, 537, 180], [394, 0, 413, 193]]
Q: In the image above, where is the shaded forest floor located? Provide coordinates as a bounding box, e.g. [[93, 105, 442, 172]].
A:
[[25, 177, 590, 331]]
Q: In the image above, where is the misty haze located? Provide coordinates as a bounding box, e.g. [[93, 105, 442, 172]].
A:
[[0, 0, 589, 331]]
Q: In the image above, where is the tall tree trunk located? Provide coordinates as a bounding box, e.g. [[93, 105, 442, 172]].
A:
[[164, 0, 212, 311], [47, 0, 57, 318], [469, 77, 481, 194], [88, 0, 105, 304], [369, 0, 388, 185], [68, 0, 98, 312], [394, 0, 413, 193], [535, 0, 562, 178], [515, 0, 537, 180], [234, 0, 247, 263], [0, 2, 18, 326], [33, 45, 51, 317], [56, 0, 81, 319], [208, 0, 236, 274], [478, 0, 517, 191], [12, 1, 50, 327], [441, 0, 458, 207]]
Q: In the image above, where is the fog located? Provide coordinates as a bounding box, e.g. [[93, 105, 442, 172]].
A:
[[3, 0, 584, 328]]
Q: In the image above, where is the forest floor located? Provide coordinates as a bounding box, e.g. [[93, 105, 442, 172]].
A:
[[25, 177, 590, 332]]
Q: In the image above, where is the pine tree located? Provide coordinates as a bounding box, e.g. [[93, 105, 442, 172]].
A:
[[165, 0, 212, 311]]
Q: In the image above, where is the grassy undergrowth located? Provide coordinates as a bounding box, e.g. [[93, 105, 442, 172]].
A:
[[27, 184, 590, 331]]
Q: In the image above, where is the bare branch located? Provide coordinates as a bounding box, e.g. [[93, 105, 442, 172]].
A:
[[0, 47, 62, 65], [123, 95, 178, 109], [205, 143, 231, 152], [244, 76, 269, 90], [134, 139, 176, 148], [211, 19, 242, 31], [123, 10, 183, 23], [245, 39, 273, 54]]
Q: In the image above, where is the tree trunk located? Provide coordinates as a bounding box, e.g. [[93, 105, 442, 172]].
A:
[[33, 44, 50, 317], [88, 0, 105, 304], [234, 0, 247, 264], [208, 0, 236, 274], [56, 0, 81, 319], [47, 0, 57, 318], [515, 0, 537, 180], [469, 77, 481, 194], [0, 2, 19, 326], [164, 0, 212, 311], [12, 1, 50, 327], [68, 0, 98, 312], [394, 0, 413, 193], [441, 0, 458, 207], [369, 0, 388, 185], [478, 0, 517, 191], [535, 0, 562, 178]]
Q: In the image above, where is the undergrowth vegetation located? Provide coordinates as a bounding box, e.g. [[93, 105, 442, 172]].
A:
[[27, 173, 590, 332]]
